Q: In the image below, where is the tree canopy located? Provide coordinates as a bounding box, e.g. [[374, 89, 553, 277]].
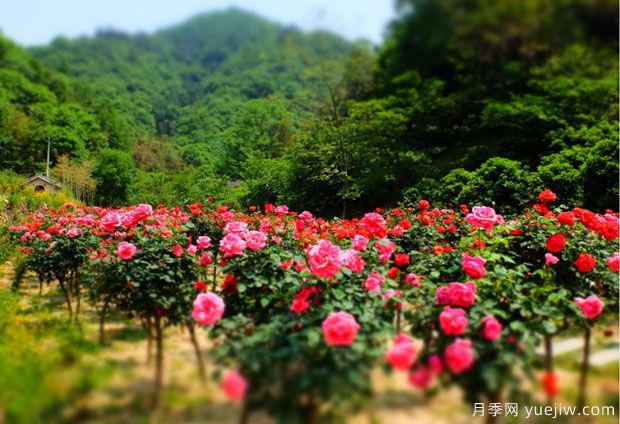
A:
[[0, 4, 617, 213]]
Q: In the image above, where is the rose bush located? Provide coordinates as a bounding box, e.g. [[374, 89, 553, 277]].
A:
[[9, 191, 618, 422]]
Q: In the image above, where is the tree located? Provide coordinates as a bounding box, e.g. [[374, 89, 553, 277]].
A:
[[51, 155, 96, 203], [452, 158, 542, 214], [93, 149, 136, 206], [580, 139, 619, 211]]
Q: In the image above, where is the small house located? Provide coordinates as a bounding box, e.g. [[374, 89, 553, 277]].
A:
[[24, 175, 62, 194]]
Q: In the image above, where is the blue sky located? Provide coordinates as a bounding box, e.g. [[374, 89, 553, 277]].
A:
[[0, 0, 396, 46]]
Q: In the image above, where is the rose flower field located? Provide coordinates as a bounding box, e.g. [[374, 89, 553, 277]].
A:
[[0, 190, 617, 423]]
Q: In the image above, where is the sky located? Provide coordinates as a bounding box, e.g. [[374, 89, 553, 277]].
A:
[[0, 0, 396, 46]]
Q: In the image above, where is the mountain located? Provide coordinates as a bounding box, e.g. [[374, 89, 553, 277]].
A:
[[31, 9, 352, 170], [0, 3, 616, 213], [0, 9, 358, 207], [0, 33, 114, 173]]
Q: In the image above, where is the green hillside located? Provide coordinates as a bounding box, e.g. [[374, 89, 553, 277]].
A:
[[0, 3, 617, 214]]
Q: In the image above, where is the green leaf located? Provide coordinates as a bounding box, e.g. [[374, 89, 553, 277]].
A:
[[542, 321, 557, 334]]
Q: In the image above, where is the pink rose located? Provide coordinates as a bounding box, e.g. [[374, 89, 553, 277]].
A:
[[389, 225, 404, 237], [245, 230, 267, 251], [187, 244, 197, 255], [196, 236, 212, 250], [101, 211, 122, 232], [192, 292, 225, 326], [481, 316, 502, 341], [545, 253, 559, 266], [461, 253, 487, 279], [221, 211, 234, 221], [116, 241, 137, 260], [307, 240, 342, 279], [436, 282, 476, 308], [376, 238, 396, 264], [67, 228, 79, 238], [449, 282, 477, 307], [351, 234, 369, 252], [299, 211, 314, 222], [121, 211, 139, 228], [171, 244, 184, 258], [574, 295, 604, 320], [435, 286, 451, 306], [364, 271, 385, 293], [221, 370, 247, 401], [382, 289, 402, 302], [405, 273, 423, 287], [220, 233, 246, 258], [198, 252, 213, 266], [224, 221, 248, 236], [408, 365, 434, 389], [359, 213, 387, 238], [439, 307, 468, 336], [133, 203, 153, 219], [465, 206, 503, 232], [385, 333, 417, 371], [606, 252, 620, 272], [428, 354, 443, 374], [275, 205, 289, 216], [321, 312, 360, 346], [340, 249, 365, 273], [405, 273, 422, 287], [444, 339, 475, 374]]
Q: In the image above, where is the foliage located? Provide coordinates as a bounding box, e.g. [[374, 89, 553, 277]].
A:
[[1, 4, 617, 212], [92, 149, 136, 206], [51, 154, 96, 203], [0, 289, 103, 424]]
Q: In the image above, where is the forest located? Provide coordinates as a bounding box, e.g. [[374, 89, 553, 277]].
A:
[[0, 0, 618, 216]]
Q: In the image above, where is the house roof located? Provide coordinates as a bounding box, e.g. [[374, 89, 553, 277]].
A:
[[24, 175, 62, 188]]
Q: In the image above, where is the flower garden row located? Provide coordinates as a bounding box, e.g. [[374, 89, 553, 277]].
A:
[[9, 190, 619, 422]]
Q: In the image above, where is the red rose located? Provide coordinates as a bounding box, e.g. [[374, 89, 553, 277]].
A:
[[541, 372, 560, 397], [399, 219, 412, 230], [598, 221, 619, 241], [194, 281, 208, 292], [394, 253, 410, 268], [418, 200, 430, 210], [538, 189, 557, 203], [387, 267, 400, 279], [607, 253, 620, 272], [557, 212, 575, 226], [546, 233, 566, 253], [574, 253, 596, 273], [533, 203, 550, 215]]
